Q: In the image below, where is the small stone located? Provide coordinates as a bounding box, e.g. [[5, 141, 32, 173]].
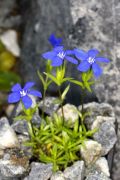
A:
[[51, 171, 65, 180], [63, 161, 85, 180], [78, 102, 115, 130], [39, 97, 60, 116], [95, 157, 110, 177], [80, 140, 102, 166], [85, 169, 111, 180], [0, 149, 29, 179], [93, 121, 117, 155], [12, 120, 29, 136], [25, 162, 53, 180], [57, 104, 79, 124], [0, 117, 19, 149], [0, 30, 20, 57], [17, 135, 32, 159], [5, 104, 15, 118]]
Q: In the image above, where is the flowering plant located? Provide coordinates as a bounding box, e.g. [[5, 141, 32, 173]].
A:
[[8, 34, 110, 171]]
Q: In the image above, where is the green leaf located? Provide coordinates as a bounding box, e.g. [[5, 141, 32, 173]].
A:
[[46, 60, 52, 73], [44, 72, 60, 86], [61, 84, 70, 100], [14, 115, 27, 121], [69, 79, 84, 88], [84, 82, 92, 92], [62, 77, 73, 83], [37, 70, 45, 87], [73, 119, 79, 134]]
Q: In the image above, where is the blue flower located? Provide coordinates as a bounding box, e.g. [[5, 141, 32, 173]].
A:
[[8, 82, 42, 109], [48, 34, 62, 47], [74, 48, 110, 77], [42, 46, 78, 67]]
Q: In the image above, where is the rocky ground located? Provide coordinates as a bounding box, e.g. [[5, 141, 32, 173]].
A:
[[0, 97, 117, 179], [0, 0, 120, 179]]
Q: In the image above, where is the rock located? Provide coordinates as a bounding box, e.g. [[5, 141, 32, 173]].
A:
[[0, 117, 19, 149], [85, 169, 111, 180], [78, 102, 115, 130], [51, 171, 65, 180], [17, 135, 32, 159], [5, 104, 15, 118], [0, 30, 20, 57], [80, 140, 102, 166], [95, 157, 110, 177], [79, 102, 117, 155], [93, 121, 117, 155], [12, 120, 29, 136], [0, 148, 29, 179], [0, 0, 21, 28], [39, 96, 60, 116], [51, 161, 85, 180], [24, 162, 53, 180], [63, 161, 85, 180], [57, 104, 79, 125]]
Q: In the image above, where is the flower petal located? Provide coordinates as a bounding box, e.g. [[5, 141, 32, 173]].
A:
[[12, 83, 22, 92], [48, 34, 62, 47], [54, 46, 64, 53], [65, 56, 78, 64], [66, 50, 74, 55], [74, 48, 88, 61], [22, 95, 32, 109], [42, 51, 56, 60], [92, 63, 102, 78], [88, 49, 99, 58], [51, 56, 63, 66], [77, 61, 90, 72], [24, 82, 35, 90], [8, 92, 20, 103], [29, 90, 42, 98], [95, 57, 110, 63]]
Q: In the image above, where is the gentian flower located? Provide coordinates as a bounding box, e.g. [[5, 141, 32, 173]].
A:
[[42, 46, 78, 67], [74, 48, 110, 77], [8, 82, 42, 109], [48, 34, 62, 47]]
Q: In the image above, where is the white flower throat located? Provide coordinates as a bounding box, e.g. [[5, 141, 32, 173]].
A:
[[20, 90, 27, 97], [87, 57, 95, 64], [57, 51, 66, 59]]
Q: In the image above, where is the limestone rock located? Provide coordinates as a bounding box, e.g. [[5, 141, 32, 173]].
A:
[[57, 104, 79, 125], [63, 161, 85, 180], [95, 157, 110, 177], [85, 169, 111, 180], [12, 120, 29, 136], [39, 97, 60, 116], [24, 162, 53, 180], [78, 102, 115, 130], [0, 30, 20, 57], [51, 171, 65, 180], [0, 148, 29, 179], [80, 140, 102, 166], [93, 121, 117, 155], [0, 117, 19, 149]]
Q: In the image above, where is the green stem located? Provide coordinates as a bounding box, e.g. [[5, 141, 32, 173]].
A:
[[81, 88, 85, 115], [42, 76, 48, 119], [42, 89, 47, 119], [58, 87, 65, 121], [28, 121, 35, 137]]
